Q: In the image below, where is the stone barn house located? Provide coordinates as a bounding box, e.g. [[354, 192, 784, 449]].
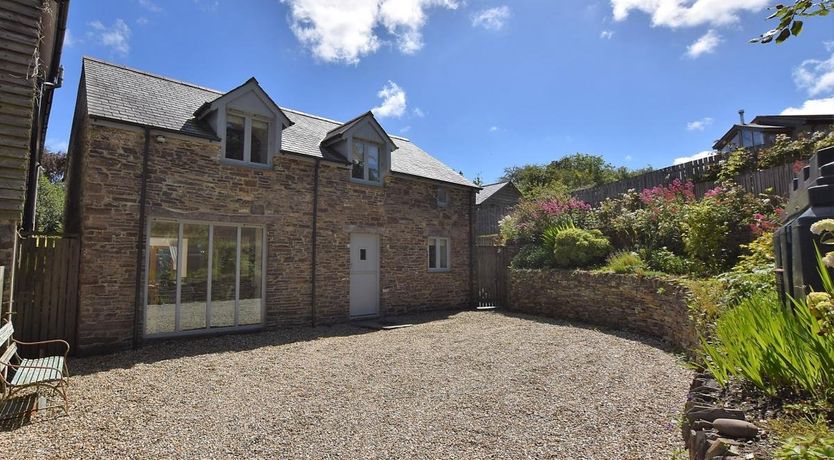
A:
[[65, 58, 478, 354], [475, 181, 522, 237]]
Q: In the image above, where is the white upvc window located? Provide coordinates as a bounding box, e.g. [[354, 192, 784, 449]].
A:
[[225, 111, 270, 165], [351, 139, 381, 184], [428, 237, 450, 272]]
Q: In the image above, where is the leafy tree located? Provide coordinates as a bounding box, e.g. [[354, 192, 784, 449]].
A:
[[35, 171, 64, 234], [751, 0, 834, 44], [40, 148, 67, 183]]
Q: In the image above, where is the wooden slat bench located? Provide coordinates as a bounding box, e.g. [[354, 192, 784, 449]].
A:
[[0, 320, 70, 418]]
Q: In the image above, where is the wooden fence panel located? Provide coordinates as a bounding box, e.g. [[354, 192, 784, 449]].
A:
[[12, 235, 80, 357], [475, 245, 517, 308]]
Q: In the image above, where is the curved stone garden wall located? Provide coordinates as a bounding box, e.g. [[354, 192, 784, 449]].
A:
[[509, 269, 698, 350]]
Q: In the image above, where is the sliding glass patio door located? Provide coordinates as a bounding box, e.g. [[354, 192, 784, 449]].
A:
[[145, 219, 265, 336]]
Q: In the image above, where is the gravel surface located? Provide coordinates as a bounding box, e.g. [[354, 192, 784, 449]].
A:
[[0, 311, 692, 459]]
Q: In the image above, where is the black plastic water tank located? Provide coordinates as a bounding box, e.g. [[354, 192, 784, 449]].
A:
[[775, 146, 834, 303]]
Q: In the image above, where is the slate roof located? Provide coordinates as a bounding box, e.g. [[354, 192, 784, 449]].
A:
[[82, 57, 476, 188], [476, 182, 511, 205]]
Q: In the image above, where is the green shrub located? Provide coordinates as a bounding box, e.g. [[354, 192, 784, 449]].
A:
[[605, 251, 644, 274], [552, 228, 611, 268], [718, 233, 777, 306], [682, 278, 726, 336], [643, 247, 691, 275], [776, 433, 834, 459], [701, 291, 834, 402], [511, 244, 553, 269]]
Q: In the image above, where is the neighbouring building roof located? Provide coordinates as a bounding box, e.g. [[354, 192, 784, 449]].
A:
[[476, 181, 516, 205], [713, 114, 834, 150], [81, 57, 476, 188]]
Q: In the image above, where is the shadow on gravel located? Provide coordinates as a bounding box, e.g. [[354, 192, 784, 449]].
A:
[[490, 309, 683, 355], [70, 309, 460, 377]]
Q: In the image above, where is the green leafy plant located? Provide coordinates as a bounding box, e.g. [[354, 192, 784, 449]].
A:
[[751, 0, 834, 45], [718, 233, 778, 306], [605, 250, 645, 274], [776, 433, 834, 459], [642, 247, 691, 276], [510, 244, 553, 269], [552, 228, 612, 268]]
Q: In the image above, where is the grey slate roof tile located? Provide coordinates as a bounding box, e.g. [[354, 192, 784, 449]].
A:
[[476, 182, 510, 205], [82, 57, 476, 188]]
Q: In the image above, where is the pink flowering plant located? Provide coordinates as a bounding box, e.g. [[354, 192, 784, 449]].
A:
[[499, 196, 591, 244]]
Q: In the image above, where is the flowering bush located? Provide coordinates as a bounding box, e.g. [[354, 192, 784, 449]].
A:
[[499, 196, 591, 244]]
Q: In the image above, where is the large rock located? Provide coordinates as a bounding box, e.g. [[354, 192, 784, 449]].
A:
[[712, 418, 759, 439], [687, 408, 745, 424]]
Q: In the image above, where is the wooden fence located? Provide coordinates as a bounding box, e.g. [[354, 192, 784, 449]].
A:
[[12, 234, 80, 356], [572, 159, 796, 205]]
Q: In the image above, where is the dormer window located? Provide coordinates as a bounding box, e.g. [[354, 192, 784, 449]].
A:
[[351, 140, 381, 184], [225, 111, 270, 165]]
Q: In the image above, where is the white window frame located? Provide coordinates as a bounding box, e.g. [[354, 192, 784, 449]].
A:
[[350, 139, 383, 185], [436, 187, 449, 208], [223, 109, 272, 168], [427, 236, 451, 272], [143, 218, 267, 338]]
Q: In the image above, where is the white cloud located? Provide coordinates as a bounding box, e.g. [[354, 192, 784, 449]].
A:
[[88, 19, 131, 56], [600, 30, 615, 39], [63, 28, 76, 47], [472, 6, 510, 31], [138, 0, 162, 12], [792, 53, 834, 97], [412, 107, 425, 118], [489, 126, 499, 132], [673, 150, 715, 165], [686, 116, 713, 131], [781, 97, 834, 115], [825, 41, 834, 52], [611, 0, 769, 29], [136, 17, 149, 26], [283, 0, 459, 64], [46, 138, 68, 152], [686, 29, 721, 58], [371, 81, 407, 118], [625, 154, 633, 161]]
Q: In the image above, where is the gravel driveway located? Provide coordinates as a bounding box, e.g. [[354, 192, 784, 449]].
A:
[[0, 311, 691, 459]]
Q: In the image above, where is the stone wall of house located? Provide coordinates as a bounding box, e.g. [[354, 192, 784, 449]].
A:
[[509, 269, 697, 350], [73, 122, 473, 353]]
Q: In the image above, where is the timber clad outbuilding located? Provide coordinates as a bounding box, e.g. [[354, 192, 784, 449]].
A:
[[65, 58, 478, 354], [0, 0, 69, 300], [475, 182, 521, 236]]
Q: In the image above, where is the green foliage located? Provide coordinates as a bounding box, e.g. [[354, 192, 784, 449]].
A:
[[510, 244, 553, 269], [605, 250, 645, 274], [683, 278, 727, 336], [642, 247, 692, 276], [35, 171, 64, 234], [719, 233, 778, 306], [552, 228, 611, 268], [498, 196, 591, 245], [501, 153, 651, 197], [751, 0, 834, 44], [541, 220, 576, 254], [717, 148, 754, 182], [701, 291, 834, 402], [776, 433, 834, 459]]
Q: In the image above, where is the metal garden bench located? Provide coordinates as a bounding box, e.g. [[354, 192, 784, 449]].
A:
[[0, 320, 69, 417]]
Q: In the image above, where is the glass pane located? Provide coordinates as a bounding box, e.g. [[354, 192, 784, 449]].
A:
[[352, 141, 365, 179], [180, 224, 209, 331], [439, 238, 448, 269], [211, 226, 237, 328], [251, 119, 269, 164], [226, 114, 245, 161], [146, 221, 179, 335], [367, 144, 380, 182], [239, 227, 263, 325], [428, 238, 437, 269], [752, 130, 765, 147], [741, 129, 753, 148]]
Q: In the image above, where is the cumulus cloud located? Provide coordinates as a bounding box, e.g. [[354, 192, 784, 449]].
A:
[[611, 0, 770, 28], [686, 29, 721, 58], [372, 81, 407, 118], [283, 0, 459, 64], [472, 6, 510, 31], [88, 19, 131, 56], [781, 97, 834, 115], [673, 150, 716, 165], [793, 53, 834, 97], [686, 116, 713, 131], [600, 30, 615, 39]]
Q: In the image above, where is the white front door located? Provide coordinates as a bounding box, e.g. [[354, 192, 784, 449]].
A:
[[349, 233, 380, 317]]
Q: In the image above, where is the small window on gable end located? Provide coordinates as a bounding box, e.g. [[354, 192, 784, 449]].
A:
[[437, 187, 449, 208]]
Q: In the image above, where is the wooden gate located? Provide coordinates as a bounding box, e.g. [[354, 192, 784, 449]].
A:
[[475, 245, 516, 307], [12, 234, 80, 355]]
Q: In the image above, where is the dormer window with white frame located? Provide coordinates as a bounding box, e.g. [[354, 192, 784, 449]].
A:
[[351, 139, 381, 184], [225, 111, 270, 165]]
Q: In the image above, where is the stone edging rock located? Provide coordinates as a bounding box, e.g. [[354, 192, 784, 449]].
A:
[[682, 373, 762, 460]]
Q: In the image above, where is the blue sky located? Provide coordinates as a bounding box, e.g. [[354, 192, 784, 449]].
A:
[[49, 0, 834, 183]]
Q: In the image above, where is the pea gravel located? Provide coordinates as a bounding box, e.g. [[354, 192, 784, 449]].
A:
[[0, 311, 692, 459]]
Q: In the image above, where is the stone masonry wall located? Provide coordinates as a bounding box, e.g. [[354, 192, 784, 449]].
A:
[[509, 270, 697, 350], [74, 122, 472, 353]]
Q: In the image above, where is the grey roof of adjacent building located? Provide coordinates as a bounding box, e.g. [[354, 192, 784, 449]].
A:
[[476, 182, 512, 205], [82, 57, 477, 188]]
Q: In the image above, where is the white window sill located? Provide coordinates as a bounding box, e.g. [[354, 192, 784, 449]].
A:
[[220, 157, 272, 170]]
